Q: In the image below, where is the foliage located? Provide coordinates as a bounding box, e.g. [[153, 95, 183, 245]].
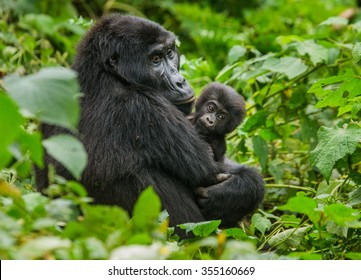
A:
[[0, 0, 361, 260]]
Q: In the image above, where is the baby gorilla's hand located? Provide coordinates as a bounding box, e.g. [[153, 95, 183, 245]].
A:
[[195, 173, 231, 198], [216, 173, 231, 182]]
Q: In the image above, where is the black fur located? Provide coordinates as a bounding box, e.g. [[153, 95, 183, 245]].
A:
[[36, 14, 265, 236]]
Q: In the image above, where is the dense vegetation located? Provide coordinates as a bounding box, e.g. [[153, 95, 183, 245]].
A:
[[0, 0, 361, 260]]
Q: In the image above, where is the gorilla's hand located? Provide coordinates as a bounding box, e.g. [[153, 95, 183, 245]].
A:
[[196, 165, 265, 227], [195, 173, 231, 198]]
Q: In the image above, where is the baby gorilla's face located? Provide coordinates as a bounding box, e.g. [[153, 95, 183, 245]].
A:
[[195, 100, 230, 136]]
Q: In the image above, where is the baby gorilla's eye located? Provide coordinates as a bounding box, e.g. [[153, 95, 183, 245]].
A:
[[217, 114, 225, 121], [207, 104, 215, 112], [152, 55, 161, 64]]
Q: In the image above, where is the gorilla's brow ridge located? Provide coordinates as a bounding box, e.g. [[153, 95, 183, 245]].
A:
[[148, 38, 175, 55]]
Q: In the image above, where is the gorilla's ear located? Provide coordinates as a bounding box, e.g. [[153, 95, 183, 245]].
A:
[[108, 54, 118, 69]]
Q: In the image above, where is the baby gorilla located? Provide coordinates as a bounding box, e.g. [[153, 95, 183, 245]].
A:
[[190, 82, 246, 162]]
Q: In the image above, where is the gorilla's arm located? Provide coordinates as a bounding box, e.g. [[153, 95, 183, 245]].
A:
[[142, 94, 222, 188], [197, 158, 265, 226], [79, 84, 221, 191]]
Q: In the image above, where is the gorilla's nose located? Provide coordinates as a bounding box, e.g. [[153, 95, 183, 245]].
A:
[[176, 77, 186, 88]]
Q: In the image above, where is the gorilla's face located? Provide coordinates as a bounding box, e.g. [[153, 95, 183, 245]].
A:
[[93, 15, 195, 112]]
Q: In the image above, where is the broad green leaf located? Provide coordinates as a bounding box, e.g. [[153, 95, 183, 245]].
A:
[[79, 237, 108, 259], [252, 135, 268, 171], [352, 42, 361, 63], [242, 110, 268, 132], [132, 187, 162, 231], [0, 211, 22, 236], [251, 213, 271, 235], [222, 228, 250, 241], [319, 17, 348, 27], [268, 227, 310, 250], [22, 192, 48, 212], [0, 230, 15, 250], [46, 199, 80, 222], [324, 203, 361, 227], [227, 45, 247, 64], [18, 129, 44, 168], [326, 220, 348, 238], [295, 40, 329, 65], [220, 240, 259, 260], [279, 194, 320, 225], [348, 187, 361, 206], [126, 233, 153, 245], [110, 243, 172, 260], [289, 252, 322, 260], [262, 56, 308, 79], [0, 94, 23, 169], [179, 220, 221, 237], [69, 205, 129, 241], [43, 134, 87, 180], [215, 62, 242, 82], [15, 237, 71, 259], [310, 124, 361, 181], [309, 69, 361, 116], [4, 67, 80, 131], [346, 252, 361, 260]]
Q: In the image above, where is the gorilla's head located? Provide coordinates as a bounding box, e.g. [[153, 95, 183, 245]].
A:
[[74, 14, 195, 114]]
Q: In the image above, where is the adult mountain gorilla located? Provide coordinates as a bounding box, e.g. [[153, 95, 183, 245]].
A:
[[37, 14, 264, 234]]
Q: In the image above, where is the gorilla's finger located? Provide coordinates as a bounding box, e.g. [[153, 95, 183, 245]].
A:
[[216, 173, 231, 182], [195, 187, 209, 198]]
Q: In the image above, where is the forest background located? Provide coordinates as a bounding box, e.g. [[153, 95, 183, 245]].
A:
[[0, 0, 361, 260]]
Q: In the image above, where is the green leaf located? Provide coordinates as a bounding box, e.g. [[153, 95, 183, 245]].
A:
[[22, 192, 48, 212], [251, 213, 271, 235], [279, 194, 320, 225], [43, 134, 87, 180], [69, 205, 129, 241], [324, 203, 361, 227], [132, 187, 162, 231], [179, 220, 221, 237], [268, 227, 310, 250], [346, 252, 361, 260], [222, 228, 250, 241], [46, 199, 80, 222], [110, 243, 171, 260], [4, 67, 80, 131], [252, 135, 268, 171], [227, 45, 247, 64], [352, 42, 361, 63], [0, 94, 23, 169], [319, 16, 348, 27], [310, 124, 361, 181], [326, 220, 348, 238], [309, 69, 361, 116], [295, 40, 329, 65], [289, 252, 322, 260], [18, 129, 44, 168], [242, 110, 268, 132], [79, 237, 108, 259], [349, 187, 361, 206], [15, 237, 71, 259], [262, 56, 308, 79]]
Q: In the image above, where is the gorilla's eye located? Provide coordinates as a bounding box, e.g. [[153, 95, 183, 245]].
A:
[[166, 48, 173, 57], [152, 55, 161, 64], [217, 114, 225, 121], [207, 104, 215, 112]]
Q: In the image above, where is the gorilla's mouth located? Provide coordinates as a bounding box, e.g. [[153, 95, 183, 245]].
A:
[[173, 95, 196, 105]]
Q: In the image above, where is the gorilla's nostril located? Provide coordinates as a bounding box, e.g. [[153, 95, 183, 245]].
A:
[[176, 82, 183, 88]]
